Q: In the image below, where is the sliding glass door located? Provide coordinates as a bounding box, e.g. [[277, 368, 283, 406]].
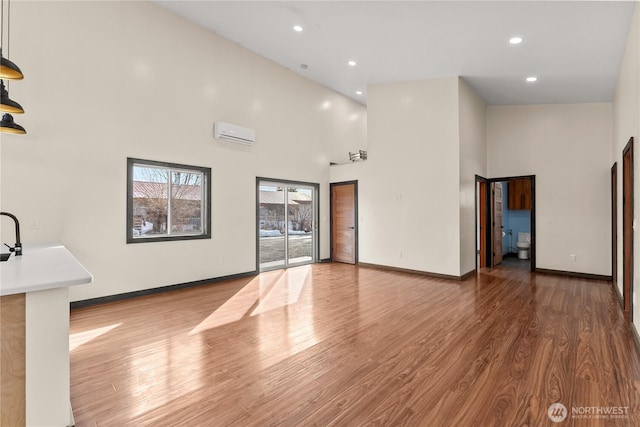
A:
[[257, 179, 318, 271]]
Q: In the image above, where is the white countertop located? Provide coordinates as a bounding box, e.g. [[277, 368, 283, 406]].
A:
[[0, 244, 93, 296]]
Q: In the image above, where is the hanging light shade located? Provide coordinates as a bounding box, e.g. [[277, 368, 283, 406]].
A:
[[0, 0, 26, 134], [0, 113, 25, 134], [0, 49, 22, 80], [0, 0, 23, 81], [0, 79, 23, 113]]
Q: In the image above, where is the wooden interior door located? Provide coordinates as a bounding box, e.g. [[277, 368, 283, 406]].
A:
[[493, 182, 503, 265], [331, 182, 357, 264], [623, 138, 634, 319], [612, 162, 618, 288]]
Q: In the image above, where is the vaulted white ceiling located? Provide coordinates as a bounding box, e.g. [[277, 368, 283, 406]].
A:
[[153, 1, 635, 105]]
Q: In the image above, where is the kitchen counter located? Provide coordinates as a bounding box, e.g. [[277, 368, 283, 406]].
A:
[[0, 243, 92, 426], [1, 244, 93, 295]]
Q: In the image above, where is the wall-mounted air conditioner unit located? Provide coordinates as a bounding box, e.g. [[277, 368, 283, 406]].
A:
[[214, 122, 256, 145]]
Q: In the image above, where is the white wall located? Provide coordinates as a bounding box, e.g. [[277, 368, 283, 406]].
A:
[[359, 77, 461, 276], [487, 104, 612, 276], [613, 3, 640, 327], [458, 78, 487, 275], [330, 77, 485, 278], [0, 1, 366, 301], [329, 162, 363, 184]]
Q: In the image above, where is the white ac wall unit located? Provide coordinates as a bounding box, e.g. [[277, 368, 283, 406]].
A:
[[214, 122, 256, 145]]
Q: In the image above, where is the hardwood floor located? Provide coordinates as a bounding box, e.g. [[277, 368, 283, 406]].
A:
[[70, 264, 640, 426]]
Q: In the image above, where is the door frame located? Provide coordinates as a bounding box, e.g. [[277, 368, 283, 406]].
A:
[[623, 137, 634, 319], [256, 177, 320, 272], [330, 180, 358, 264], [612, 162, 618, 291], [477, 175, 536, 272], [475, 176, 489, 269]]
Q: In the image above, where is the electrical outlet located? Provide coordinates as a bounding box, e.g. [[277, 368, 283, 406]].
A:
[[570, 254, 576, 262]]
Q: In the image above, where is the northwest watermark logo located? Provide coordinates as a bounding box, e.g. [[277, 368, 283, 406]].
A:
[[547, 403, 630, 422], [547, 403, 568, 423]]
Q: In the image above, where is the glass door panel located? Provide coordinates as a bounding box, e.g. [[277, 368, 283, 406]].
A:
[[287, 186, 314, 265], [258, 180, 318, 272], [259, 185, 286, 270]]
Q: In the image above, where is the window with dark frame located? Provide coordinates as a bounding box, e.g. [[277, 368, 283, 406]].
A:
[[127, 158, 211, 243]]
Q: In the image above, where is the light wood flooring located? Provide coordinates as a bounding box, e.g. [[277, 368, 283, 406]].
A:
[[70, 264, 640, 426]]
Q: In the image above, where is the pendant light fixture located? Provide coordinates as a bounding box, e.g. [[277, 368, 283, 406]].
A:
[[1, 79, 23, 113], [0, 0, 25, 134], [0, 0, 21, 79], [0, 48, 22, 79], [0, 113, 25, 134]]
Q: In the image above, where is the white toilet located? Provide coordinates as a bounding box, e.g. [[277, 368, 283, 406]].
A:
[[516, 232, 531, 260]]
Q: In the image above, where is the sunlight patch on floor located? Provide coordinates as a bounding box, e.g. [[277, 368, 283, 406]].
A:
[[70, 323, 122, 352], [189, 269, 288, 334], [256, 266, 319, 369], [131, 335, 204, 418], [251, 266, 309, 316]]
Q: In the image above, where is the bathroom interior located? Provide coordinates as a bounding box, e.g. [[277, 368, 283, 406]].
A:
[[498, 178, 531, 269]]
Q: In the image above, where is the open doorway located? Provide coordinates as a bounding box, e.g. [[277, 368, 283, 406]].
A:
[[476, 175, 536, 272]]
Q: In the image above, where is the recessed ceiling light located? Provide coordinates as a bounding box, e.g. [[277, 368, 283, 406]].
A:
[[348, 60, 357, 67], [293, 25, 303, 32], [526, 76, 538, 83], [356, 90, 363, 95], [300, 64, 308, 70], [509, 36, 524, 45]]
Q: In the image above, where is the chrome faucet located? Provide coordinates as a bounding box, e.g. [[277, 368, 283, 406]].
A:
[[0, 212, 22, 256]]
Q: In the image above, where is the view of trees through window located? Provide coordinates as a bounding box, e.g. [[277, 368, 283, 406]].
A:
[[128, 159, 210, 242], [260, 187, 313, 233]]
